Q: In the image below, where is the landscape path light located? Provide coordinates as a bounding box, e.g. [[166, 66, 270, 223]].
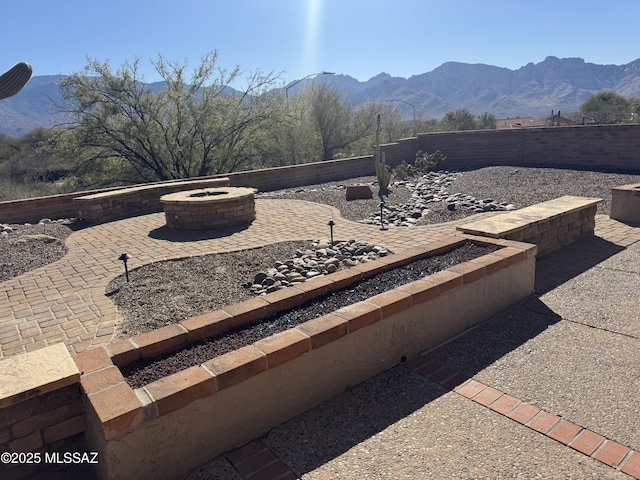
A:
[[328, 219, 335, 246], [380, 202, 387, 230], [118, 253, 132, 282]]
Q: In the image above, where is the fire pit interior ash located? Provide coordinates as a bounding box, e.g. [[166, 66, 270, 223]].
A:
[[159, 187, 257, 230], [189, 191, 227, 197]]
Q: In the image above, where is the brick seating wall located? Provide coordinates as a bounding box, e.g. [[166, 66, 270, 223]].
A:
[[456, 196, 602, 257], [73, 177, 231, 224]]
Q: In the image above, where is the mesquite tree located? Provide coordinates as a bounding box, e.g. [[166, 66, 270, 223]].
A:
[[57, 51, 281, 183]]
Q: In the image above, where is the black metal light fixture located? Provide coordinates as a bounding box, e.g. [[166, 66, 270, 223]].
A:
[[118, 253, 132, 282], [380, 202, 387, 230], [328, 219, 335, 246]]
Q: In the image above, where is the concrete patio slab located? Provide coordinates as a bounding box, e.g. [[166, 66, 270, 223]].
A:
[[258, 368, 628, 479]]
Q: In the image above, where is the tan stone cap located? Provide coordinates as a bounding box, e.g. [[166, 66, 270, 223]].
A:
[[75, 177, 230, 201], [612, 183, 640, 196], [456, 196, 602, 238], [0, 343, 80, 408], [160, 187, 257, 204]]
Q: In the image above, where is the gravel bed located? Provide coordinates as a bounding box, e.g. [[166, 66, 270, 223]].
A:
[[449, 166, 640, 215], [108, 241, 311, 337], [0, 222, 73, 282], [122, 242, 497, 388]]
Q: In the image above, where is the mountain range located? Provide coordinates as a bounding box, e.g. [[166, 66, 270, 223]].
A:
[[1, 56, 639, 137]]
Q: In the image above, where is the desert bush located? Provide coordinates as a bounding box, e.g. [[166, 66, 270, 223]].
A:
[[415, 150, 446, 172], [392, 161, 417, 180]]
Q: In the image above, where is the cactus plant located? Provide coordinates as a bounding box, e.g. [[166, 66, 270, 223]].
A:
[[0, 62, 32, 100], [374, 112, 392, 201], [375, 150, 392, 200]]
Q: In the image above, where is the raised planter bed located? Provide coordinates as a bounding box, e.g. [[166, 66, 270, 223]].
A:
[[76, 235, 537, 480]]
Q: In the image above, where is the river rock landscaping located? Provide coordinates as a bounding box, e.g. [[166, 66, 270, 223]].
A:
[[244, 239, 392, 295], [359, 171, 517, 227]]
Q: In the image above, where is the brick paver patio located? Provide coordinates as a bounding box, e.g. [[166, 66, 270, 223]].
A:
[[0, 199, 479, 358]]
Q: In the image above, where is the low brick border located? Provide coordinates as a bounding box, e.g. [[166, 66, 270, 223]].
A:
[[103, 234, 528, 370], [403, 357, 640, 479], [74, 177, 231, 224]]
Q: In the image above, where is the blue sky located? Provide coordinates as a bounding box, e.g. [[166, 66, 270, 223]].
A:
[[2, 0, 639, 87]]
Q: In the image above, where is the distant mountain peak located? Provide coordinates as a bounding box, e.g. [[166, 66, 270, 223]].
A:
[[1, 57, 639, 136]]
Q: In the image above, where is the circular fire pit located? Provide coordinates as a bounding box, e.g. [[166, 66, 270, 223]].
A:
[[159, 187, 257, 230]]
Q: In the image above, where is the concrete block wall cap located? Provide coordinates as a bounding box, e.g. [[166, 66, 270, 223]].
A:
[[259, 285, 309, 312], [80, 365, 126, 395], [322, 267, 363, 289], [144, 365, 216, 417], [447, 261, 486, 284], [333, 301, 382, 333], [132, 323, 189, 359], [180, 309, 234, 344], [425, 270, 464, 294], [0, 344, 80, 409], [72, 346, 113, 375], [421, 236, 468, 254], [365, 289, 413, 318], [351, 259, 390, 277], [202, 345, 267, 391], [290, 275, 336, 297], [105, 339, 140, 367], [295, 313, 348, 349], [254, 329, 312, 368], [87, 382, 145, 440], [461, 234, 512, 247], [394, 276, 440, 305], [376, 245, 432, 268], [222, 297, 273, 328], [468, 253, 510, 276], [612, 183, 640, 195]]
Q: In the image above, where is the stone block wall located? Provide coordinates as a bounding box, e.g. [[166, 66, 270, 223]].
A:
[[74, 177, 231, 224], [379, 124, 640, 172], [1, 124, 639, 225]]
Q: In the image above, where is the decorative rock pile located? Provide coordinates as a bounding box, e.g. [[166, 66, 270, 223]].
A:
[[244, 239, 391, 295], [360, 171, 516, 227]]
